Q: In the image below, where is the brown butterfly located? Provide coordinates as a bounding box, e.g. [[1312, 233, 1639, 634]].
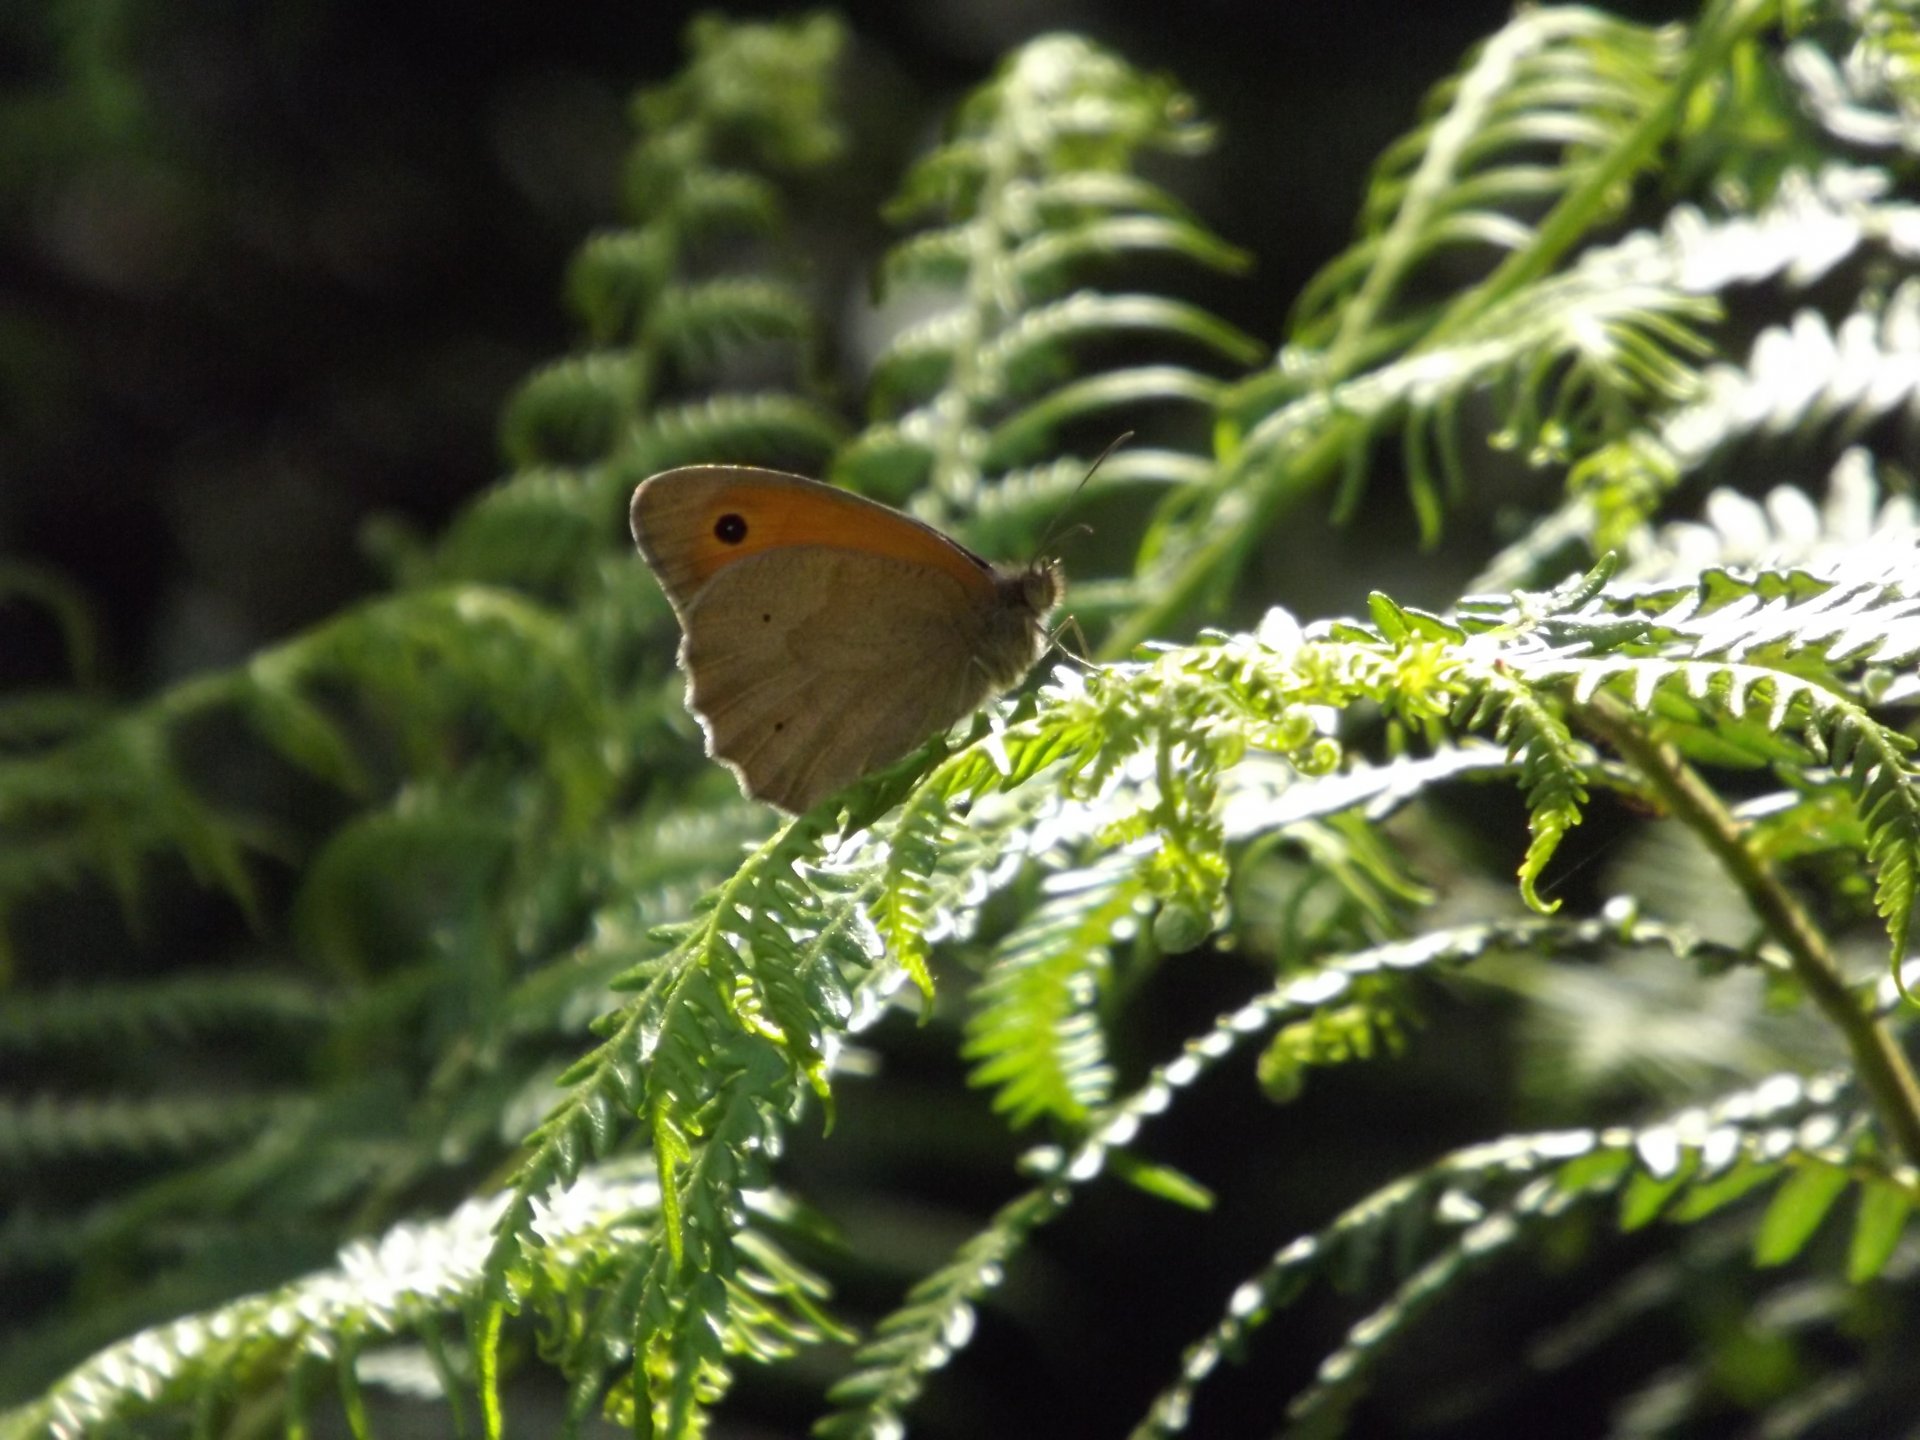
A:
[[631, 466, 1061, 812]]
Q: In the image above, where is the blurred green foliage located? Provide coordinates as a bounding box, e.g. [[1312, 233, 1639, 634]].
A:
[[6, 4, 1920, 1438]]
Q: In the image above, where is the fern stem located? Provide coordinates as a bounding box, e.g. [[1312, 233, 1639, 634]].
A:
[[1574, 692, 1920, 1168]]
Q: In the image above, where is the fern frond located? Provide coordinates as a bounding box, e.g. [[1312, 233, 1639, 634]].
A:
[[633, 664, 1605, 1440], [1122, 220, 1717, 645], [1633, 447, 1920, 588], [1293, 8, 1685, 365], [1449, 658, 1595, 912], [632, 13, 844, 177], [1572, 266, 1920, 557], [1461, 560, 1920, 969], [0, 561, 100, 689], [0, 971, 331, 1056], [1785, 24, 1920, 154], [484, 809, 884, 1434], [650, 277, 817, 373], [287, 587, 608, 804], [962, 851, 1136, 1128], [816, 1183, 1065, 1440], [871, 651, 1261, 987], [1464, 164, 1920, 585], [962, 447, 1207, 559], [566, 169, 791, 343], [408, 24, 850, 592], [824, 912, 1731, 1440], [490, 9, 845, 549], [1665, 278, 1920, 470], [1113, 5, 1750, 645], [1129, 144, 1920, 651], [500, 351, 645, 469], [0, 704, 268, 938], [844, 31, 1248, 556], [871, 292, 1259, 416], [0, 1093, 297, 1170], [396, 466, 615, 594], [626, 392, 848, 476], [0, 1165, 837, 1440], [916, 549, 1920, 999], [3, 573, 636, 981], [1133, 1069, 1911, 1440], [871, 786, 955, 1002]]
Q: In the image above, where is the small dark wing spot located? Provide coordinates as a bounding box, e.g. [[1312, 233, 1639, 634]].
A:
[[774, 720, 785, 732], [714, 513, 748, 544], [762, 612, 772, 623]]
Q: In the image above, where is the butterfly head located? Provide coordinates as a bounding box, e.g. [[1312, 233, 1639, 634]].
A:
[[1018, 558, 1065, 620]]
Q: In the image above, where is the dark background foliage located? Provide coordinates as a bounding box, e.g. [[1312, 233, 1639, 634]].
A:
[[4, 3, 1817, 1437], [4, 0, 1692, 691]]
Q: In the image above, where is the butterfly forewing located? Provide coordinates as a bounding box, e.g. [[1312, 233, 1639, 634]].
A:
[[631, 466, 1061, 813]]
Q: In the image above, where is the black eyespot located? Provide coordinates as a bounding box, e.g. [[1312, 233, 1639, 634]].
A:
[[774, 720, 785, 732], [714, 513, 748, 544], [761, 612, 772, 623]]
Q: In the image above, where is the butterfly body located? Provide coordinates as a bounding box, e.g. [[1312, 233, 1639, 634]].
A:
[[630, 466, 1061, 813]]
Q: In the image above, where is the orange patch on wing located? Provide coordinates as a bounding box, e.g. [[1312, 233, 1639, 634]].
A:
[[683, 482, 995, 598]]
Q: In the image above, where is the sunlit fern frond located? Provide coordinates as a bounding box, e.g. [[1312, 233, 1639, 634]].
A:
[[1127, 16, 1920, 652], [484, 629, 1485, 1430], [869, 545, 1920, 1002], [837, 32, 1257, 566], [1667, 287, 1920, 496], [1290, 7, 1686, 366], [1137, 152, 1920, 647], [1134, 1068, 1911, 1440], [823, 911, 1745, 1440], [961, 848, 1136, 1128], [1473, 163, 1920, 588], [1629, 446, 1920, 587], [1449, 657, 1596, 913], [1785, 6, 1920, 155], [1454, 556, 1920, 968], [1121, 5, 1714, 635], [0, 1163, 840, 1440], [482, 806, 883, 1430]]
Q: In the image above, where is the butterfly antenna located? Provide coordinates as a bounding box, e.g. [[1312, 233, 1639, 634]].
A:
[[1032, 430, 1132, 563]]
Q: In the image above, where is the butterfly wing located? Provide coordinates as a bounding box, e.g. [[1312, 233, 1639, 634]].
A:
[[631, 465, 1050, 813], [631, 465, 1001, 614], [680, 547, 992, 812]]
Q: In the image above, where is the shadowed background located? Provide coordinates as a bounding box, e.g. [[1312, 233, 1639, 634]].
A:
[[4, 0, 1694, 692]]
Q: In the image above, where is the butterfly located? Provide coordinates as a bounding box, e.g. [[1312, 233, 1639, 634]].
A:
[[631, 466, 1061, 812]]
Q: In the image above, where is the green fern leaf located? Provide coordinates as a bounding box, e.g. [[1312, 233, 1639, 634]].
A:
[[962, 853, 1136, 1128]]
